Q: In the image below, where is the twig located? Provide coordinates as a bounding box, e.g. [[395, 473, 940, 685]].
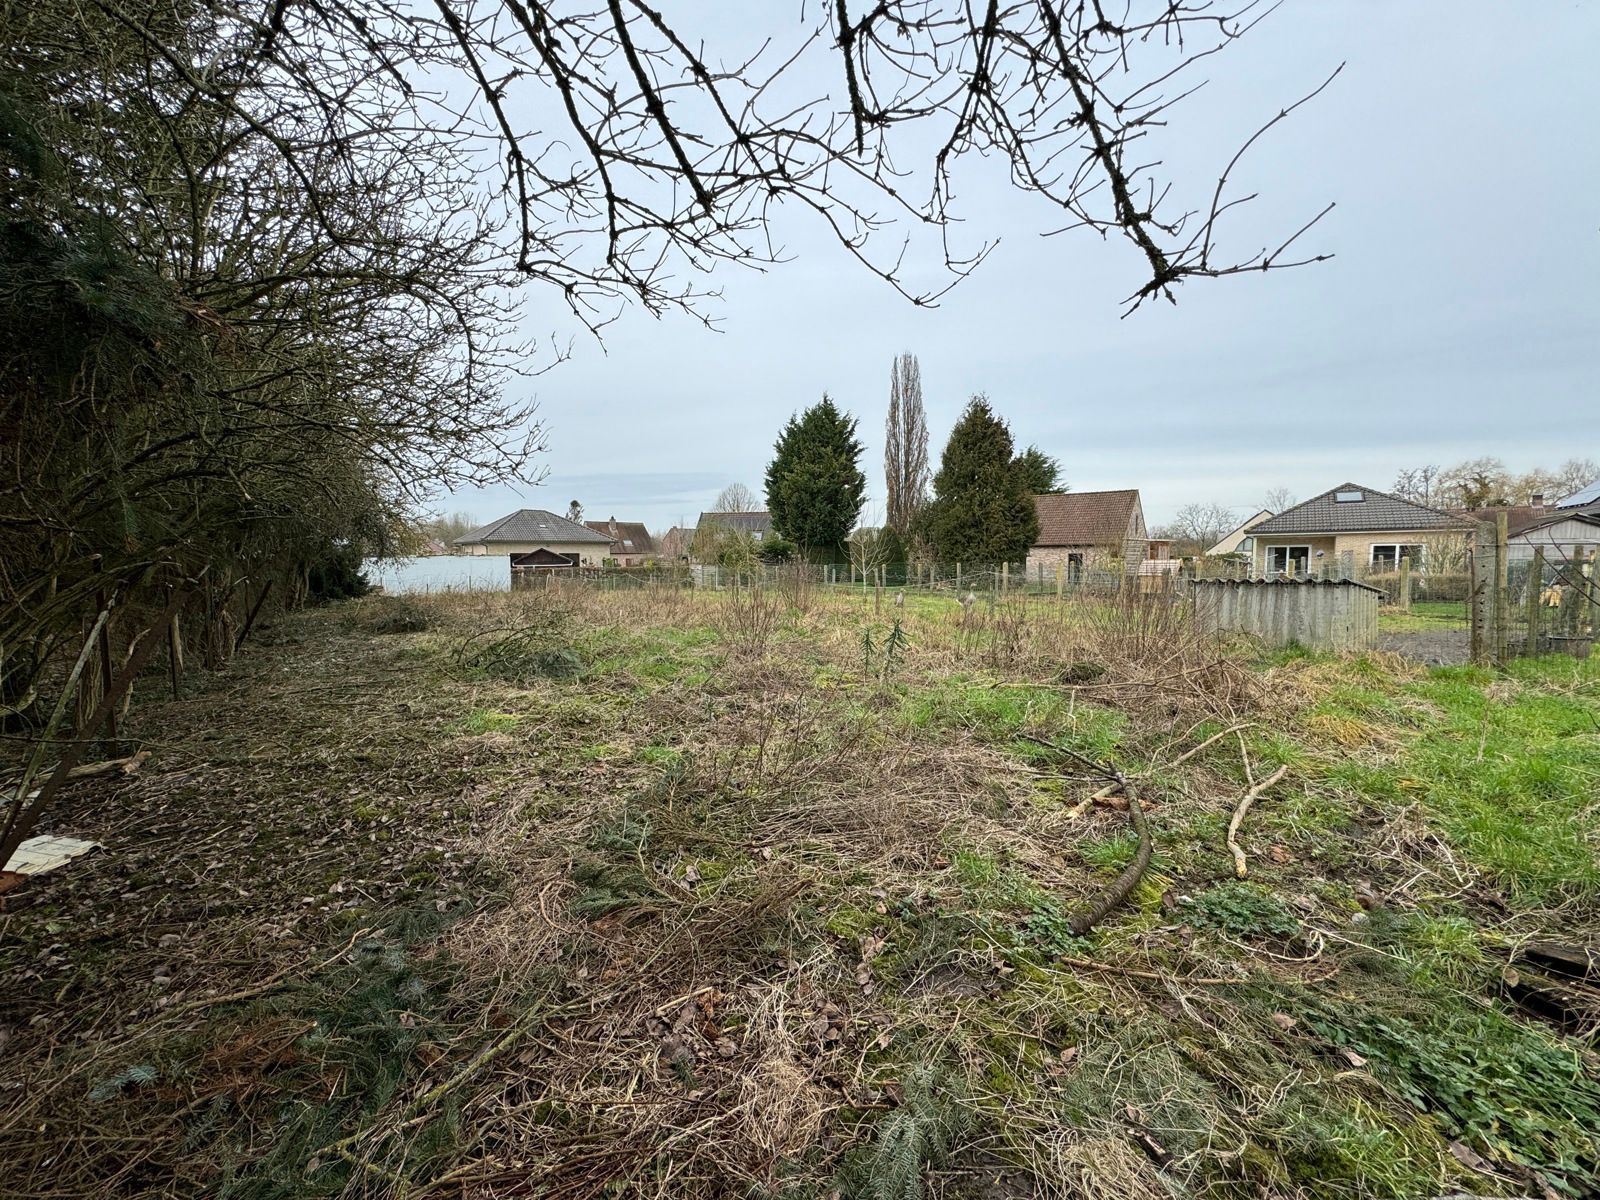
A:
[[153, 924, 376, 1025], [1043, 724, 1245, 819], [1226, 765, 1288, 879], [64, 751, 149, 781], [1020, 734, 1151, 935], [1053, 955, 1240, 986], [652, 985, 716, 1018]]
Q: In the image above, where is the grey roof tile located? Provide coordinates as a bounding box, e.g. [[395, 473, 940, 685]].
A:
[[697, 511, 773, 534], [1251, 483, 1471, 536], [455, 509, 612, 545]]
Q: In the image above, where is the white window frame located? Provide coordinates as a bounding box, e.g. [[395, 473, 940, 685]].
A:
[[1369, 543, 1425, 571], [1266, 545, 1311, 574]]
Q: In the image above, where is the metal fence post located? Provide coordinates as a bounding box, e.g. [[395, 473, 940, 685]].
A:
[[1494, 511, 1510, 665], [1526, 546, 1545, 656]]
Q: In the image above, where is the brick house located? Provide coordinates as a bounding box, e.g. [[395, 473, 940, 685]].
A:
[[1027, 489, 1148, 578], [1248, 483, 1472, 576], [584, 517, 656, 566], [659, 526, 695, 560]]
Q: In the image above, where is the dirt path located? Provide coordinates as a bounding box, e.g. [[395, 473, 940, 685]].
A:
[[1377, 628, 1471, 665]]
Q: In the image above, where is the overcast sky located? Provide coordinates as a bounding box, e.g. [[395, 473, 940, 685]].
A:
[[443, 1, 1598, 535]]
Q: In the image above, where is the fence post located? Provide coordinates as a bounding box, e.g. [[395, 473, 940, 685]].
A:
[[1398, 554, 1412, 612], [1468, 541, 1483, 664], [1526, 547, 1545, 656], [1055, 560, 1064, 602], [956, 562, 962, 591], [1580, 549, 1596, 644], [1494, 511, 1510, 665], [1001, 562, 1009, 594]]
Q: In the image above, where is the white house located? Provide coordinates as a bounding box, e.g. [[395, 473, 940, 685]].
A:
[[453, 509, 614, 567]]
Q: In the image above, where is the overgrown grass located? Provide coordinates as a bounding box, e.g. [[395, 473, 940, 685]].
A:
[[6, 586, 1599, 1200]]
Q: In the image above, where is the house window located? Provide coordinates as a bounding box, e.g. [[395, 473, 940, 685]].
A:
[[1370, 544, 1424, 570], [1335, 490, 1364, 503], [1266, 545, 1310, 574]]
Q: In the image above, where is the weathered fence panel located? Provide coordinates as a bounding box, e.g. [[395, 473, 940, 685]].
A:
[[1191, 578, 1380, 652]]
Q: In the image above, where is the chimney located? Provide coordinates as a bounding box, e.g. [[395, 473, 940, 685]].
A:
[[608, 516, 618, 537], [1531, 493, 1544, 512]]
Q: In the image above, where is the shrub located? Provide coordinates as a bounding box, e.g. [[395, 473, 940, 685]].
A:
[[456, 607, 582, 683], [308, 546, 372, 602], [348, 595, 432, 634]]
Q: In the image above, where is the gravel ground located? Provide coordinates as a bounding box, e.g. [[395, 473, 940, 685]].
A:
[[1377, 629, 1472, 665]]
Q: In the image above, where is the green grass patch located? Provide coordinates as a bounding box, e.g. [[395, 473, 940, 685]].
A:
[[459, 708, 520, 735]]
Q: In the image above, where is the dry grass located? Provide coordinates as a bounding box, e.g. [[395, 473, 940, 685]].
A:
[[3, 581, 1598, 1200]]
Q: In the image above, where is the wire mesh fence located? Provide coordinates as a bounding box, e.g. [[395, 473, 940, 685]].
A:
[[1469, 532, 1598, 663]]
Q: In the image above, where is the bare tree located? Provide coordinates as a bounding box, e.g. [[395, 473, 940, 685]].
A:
[[713, 483, 759, 512], [884, 353, 930, 539], [1390, 466, 1441, 507], [1157, 502, 1239, 554], [1550, 458, 1600, 500], [56, 1, 1340, 325], [1262, 486, 1296, 514], [1438, 458, 1510, 510]]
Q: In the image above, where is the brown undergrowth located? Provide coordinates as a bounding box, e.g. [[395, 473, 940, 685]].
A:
[[3, 584, 1597, 1199]]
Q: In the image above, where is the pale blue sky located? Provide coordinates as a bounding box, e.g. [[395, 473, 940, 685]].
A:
[[443, 1, 1598, 534]]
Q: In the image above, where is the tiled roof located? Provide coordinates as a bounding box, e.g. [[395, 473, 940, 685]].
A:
[[584, 519, 656, 556], [697, 511, 772, 534], [1459, 505, 1600, 538], [1251, 483, 1470, 536], [454, 509, 612, 545], [1033, 489, 1141, 547]]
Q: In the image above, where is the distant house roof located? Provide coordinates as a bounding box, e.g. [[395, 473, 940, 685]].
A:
[[660, 526, 694, 556], [1206, 509, 1274, 556], [1033, 489, 1142, 548], [584, 519, 656, 557], [1251, 483, 1471, 536], [697, 510, 772, 535], [1556, 479, 1600, 511], [1458, 505, 1600, 539], [454, 509, 612, 545]]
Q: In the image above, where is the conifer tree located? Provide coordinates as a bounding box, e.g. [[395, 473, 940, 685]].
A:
[[926, 397, 1039, 564], [1013, 445, 1063, 495], [764, 396, 866, 561]]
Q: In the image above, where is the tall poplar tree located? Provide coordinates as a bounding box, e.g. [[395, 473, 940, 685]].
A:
[[884, 353, 930, 540], [925, 397, 1039, 565], [765, 396, 866, 561]]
